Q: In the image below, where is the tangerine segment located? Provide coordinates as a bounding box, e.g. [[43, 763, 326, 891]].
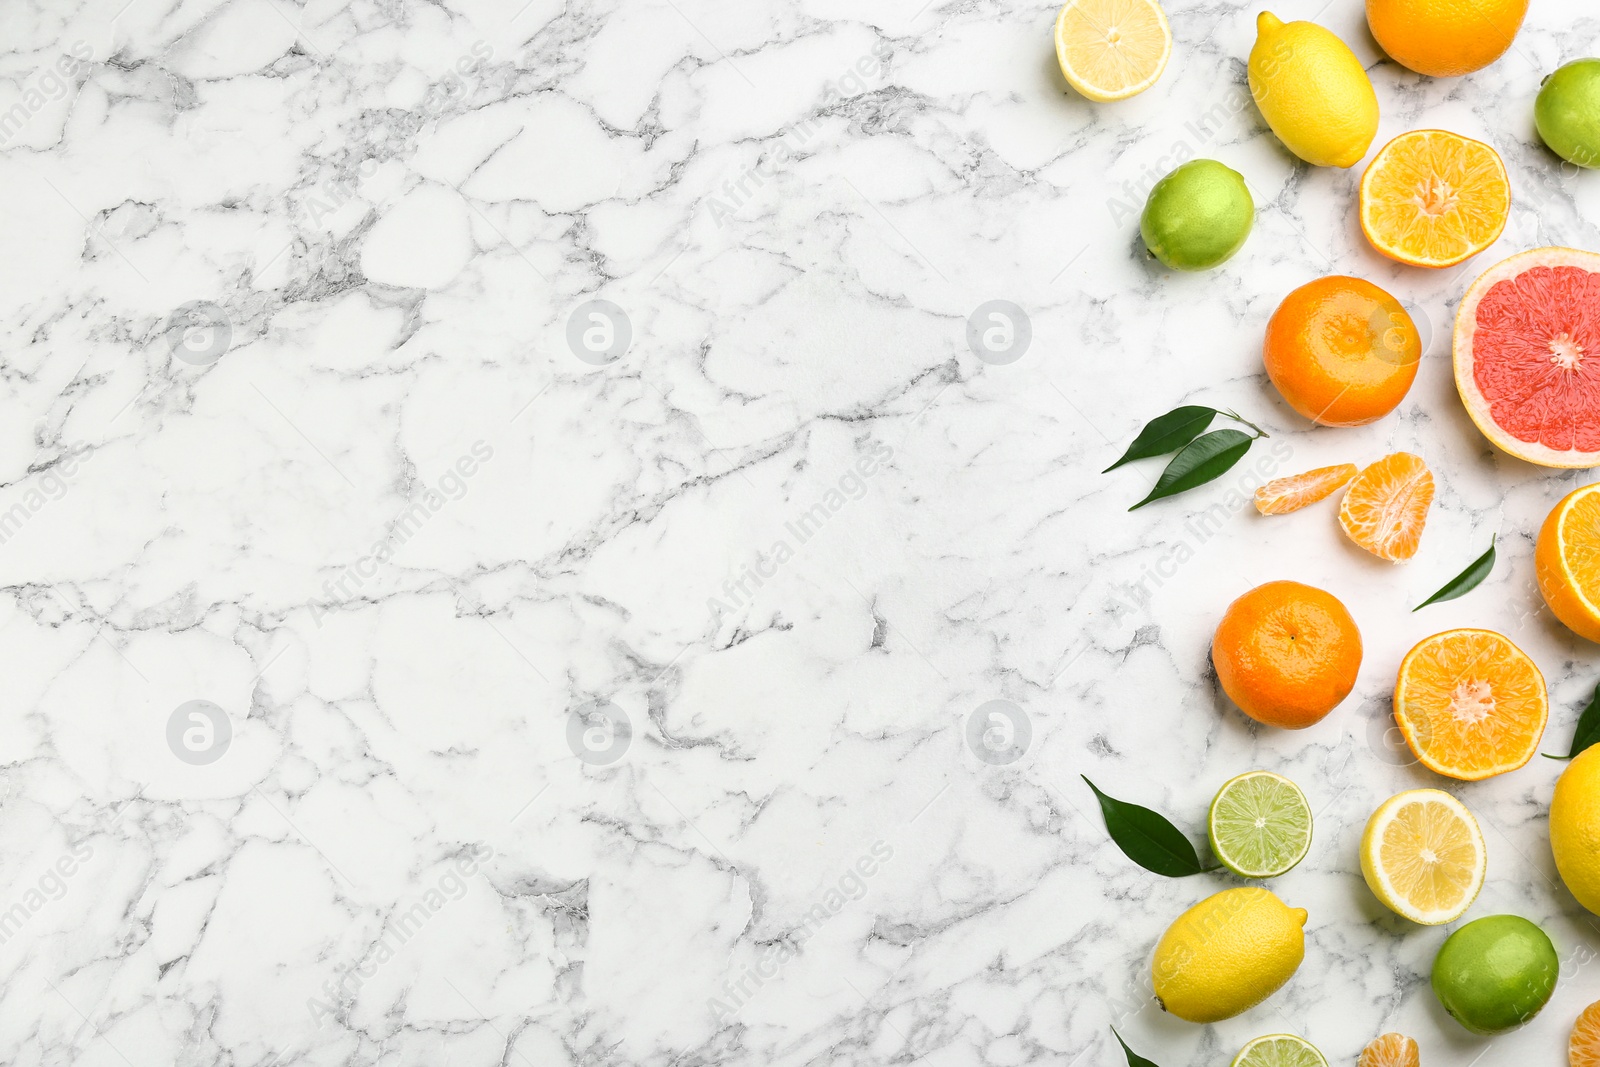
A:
[[1255, 464, 1359, 514], [1537, 482, 1600, 643], [1394, 628, 1548, 780], [1360, 130, 1510, 268], [1339, 452, 1434, 561], [1453, 247, 1600, 467], [1358, 1032, 1420, 1067], [1264, 277, 1422, 427], [1572, 999, 1600, 1067]]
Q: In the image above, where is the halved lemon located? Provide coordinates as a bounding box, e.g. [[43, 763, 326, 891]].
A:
[[1359, 130, 1510, 268], [1394, 628, 1547, 780], [1536, 481, 1600, 643], [1054, 0, 1171, 103], [1360, 789, 1485, 924]]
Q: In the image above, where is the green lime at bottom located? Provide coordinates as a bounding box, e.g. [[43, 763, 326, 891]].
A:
[[1432, 914, 1559, 1035], [1140, 159, 1254, 272]]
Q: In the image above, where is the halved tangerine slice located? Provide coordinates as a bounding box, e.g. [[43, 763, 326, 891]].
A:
[[1339, 453, 1434, 561], [1255, 463, 1358, 515], [1572, 999, 1600, 1067], [1358, 1032, 1420, 1067], [1360, 130, 1510, 268], [1394, 628, 1548, 780], [1537, 481, 1600, 643], [1454, 247, 1600, 468]]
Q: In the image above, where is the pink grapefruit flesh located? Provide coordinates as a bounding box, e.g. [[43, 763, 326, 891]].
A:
[[1454, 247, 1600, 468]]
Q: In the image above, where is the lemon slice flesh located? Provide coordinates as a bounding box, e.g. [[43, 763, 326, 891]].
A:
[[1054, 0, 1172, 102], [1360, 789, 1486, 925], [1232, 1034, 1328, 1067]]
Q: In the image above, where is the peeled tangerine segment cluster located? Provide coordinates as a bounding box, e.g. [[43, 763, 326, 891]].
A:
[[1358, 1033, 1420, 1067], [1454, 247, 1600, 467], [1254, 463, 1357, 515], [1360, 130, 1510, 268], [1339, 453, 1434, 561], [1394, 629, 1548, 780], [1573, 1000, 1600, 1067]]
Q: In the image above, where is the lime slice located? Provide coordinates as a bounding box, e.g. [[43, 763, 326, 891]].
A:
[[1232, 1034, 1328, 1067], [1208, 771, 1313, 878]]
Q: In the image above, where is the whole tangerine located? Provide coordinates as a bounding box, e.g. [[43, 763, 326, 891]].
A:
[[1366, 0, 1527, 79], [1264, 276, 1421, 427], [1212, 580, 1363, 729]]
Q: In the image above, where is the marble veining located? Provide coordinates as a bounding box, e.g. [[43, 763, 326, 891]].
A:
[[2, 0, 1600, 1063]]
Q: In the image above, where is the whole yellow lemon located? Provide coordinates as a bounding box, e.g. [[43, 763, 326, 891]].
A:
[[1552, 744, 1600, 915], [1367, 0, 1527, 78], [1248, 12, 1379, 168], [1151, 886, 1307, 1023]]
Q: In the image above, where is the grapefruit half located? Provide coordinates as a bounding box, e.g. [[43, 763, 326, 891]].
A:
[[1454, 247, 1600, 468]]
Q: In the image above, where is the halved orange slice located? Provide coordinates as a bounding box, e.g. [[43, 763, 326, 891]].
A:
[[1572, 1000, 1600, 1067], [1360, 130, 1510, 268], [1537, 481, 1600, 643], [1359, 1033, 1420, 1067], [1394, 628, 1548, 780], [1339, 452, 1434, 561], [1254, 463, 1358, 515]]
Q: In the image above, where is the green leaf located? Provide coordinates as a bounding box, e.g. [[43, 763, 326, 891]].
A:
[[1082, 776, 1214, 877], [1545, 681, 1600, 760], [1128, 429, 1255, 511], [1414, 539, 1495, 610], [1103, 406, 1219, 472], [1112, 1028, 1161, 1067]]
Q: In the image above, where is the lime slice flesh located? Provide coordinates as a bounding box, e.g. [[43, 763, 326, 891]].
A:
[[1231, 1034, 1328, 1067], [1208, 771, 1313, 878]]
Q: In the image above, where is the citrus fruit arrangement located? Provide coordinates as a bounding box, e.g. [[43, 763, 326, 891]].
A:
[[1050, 0, 1600, 1060]]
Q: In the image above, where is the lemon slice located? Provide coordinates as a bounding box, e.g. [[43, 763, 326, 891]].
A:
[[1054, 0, 1172, 102], [1208, 771, 1313, 878], [1232, 1034, 1328, 1067], [1360, 789, 1486, 925]]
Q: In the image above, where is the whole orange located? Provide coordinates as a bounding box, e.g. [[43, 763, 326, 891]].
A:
[[1264, 276, 1421, 427], [1366, 0, 1528, 78], [1212, 580, 1363, 729]]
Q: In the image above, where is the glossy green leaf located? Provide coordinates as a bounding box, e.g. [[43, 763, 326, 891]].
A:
[[1128, 429, 1255, 511], [1414, 539, 1495, 610], [1112, 1028, 1161, 1067], [1545, 681, 1600, 760], [1082, 776, 1214, 877], [1103, 405, 1219, 472]]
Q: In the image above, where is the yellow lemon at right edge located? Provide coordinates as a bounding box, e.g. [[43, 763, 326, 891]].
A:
[[1552, 744, 1600, 916], [1248, 12, 1379, 168], [1151, 887, 1307, 1023]]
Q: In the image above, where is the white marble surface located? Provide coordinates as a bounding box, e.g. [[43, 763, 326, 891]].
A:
[[4, 0, 1600, 1063]]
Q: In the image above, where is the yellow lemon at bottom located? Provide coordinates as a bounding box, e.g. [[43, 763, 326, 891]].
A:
[[1248, 12, 1379, 168], [1151, 887, 1307, 1023], [1552, 744, 1600, 915]]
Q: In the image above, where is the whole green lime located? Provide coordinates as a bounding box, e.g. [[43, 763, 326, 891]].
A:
[[1431, 915, 1559, 1035], [1140, 159, 1254, 272], [1536, 59, 1600, 169]]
